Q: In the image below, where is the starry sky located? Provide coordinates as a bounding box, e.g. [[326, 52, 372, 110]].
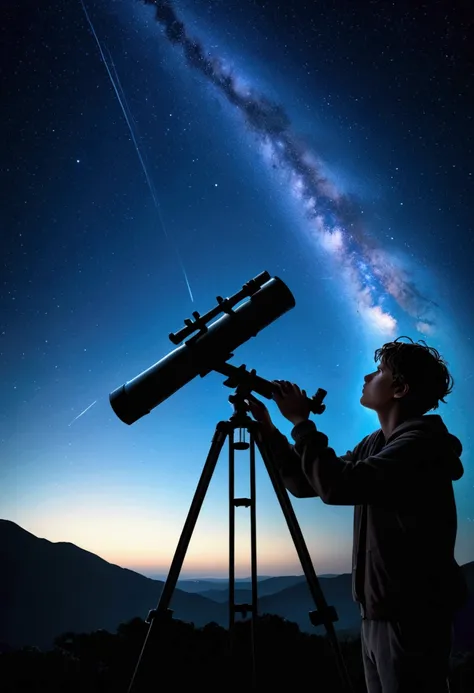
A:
[[2, 0, 473, 579]]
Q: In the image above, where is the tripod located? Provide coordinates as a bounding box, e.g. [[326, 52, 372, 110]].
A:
[[127, 385, 354, 693]]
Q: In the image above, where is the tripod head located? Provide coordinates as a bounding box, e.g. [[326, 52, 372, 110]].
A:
[[214, 361, 327, 415]]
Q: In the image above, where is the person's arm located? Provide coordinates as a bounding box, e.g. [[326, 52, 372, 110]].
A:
[[247, 394, 318, 498], [263, 424, 360, 499], [292, 421, 428, 505], [262, 425, 318, 498]]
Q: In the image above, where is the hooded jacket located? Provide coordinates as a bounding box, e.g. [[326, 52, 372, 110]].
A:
[[265, 414, 468, 620]]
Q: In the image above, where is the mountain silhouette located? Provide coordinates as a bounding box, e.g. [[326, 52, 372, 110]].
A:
[[174, 575, 335, 595], [255, 566, 474, 650], [2, 519, 473, 653], [176, 579, 230, 593], [453, 560, 474, 651], [242, 574, 307, 596], [258, 573, 361, 634], [200, 588, 253, 603], [196, 575, 307, 602], [174, 577, 270, 593], [0, 520, 226, 650], [179, 575, 360, 633]]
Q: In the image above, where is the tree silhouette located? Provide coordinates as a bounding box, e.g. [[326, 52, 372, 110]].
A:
[[0, 615, 472, 692]]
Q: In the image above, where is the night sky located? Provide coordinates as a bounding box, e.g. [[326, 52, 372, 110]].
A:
[[2, 0, 473, 579]]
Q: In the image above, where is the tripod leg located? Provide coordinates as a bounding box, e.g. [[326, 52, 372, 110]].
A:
[[253, 430, 355, 693], [127, 423, 228, 693], [228, 428, 235, 634], [228, 428, 258, 688], [249, 433, 258, 688]]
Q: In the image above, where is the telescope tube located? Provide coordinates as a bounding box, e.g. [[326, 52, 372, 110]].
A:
[[109, 275, 295, 425]]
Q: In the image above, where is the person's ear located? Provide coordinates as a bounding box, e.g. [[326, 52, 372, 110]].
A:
[[393, 382, 409, 400]]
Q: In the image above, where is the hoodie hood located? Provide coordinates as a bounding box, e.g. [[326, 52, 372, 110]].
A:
[[388, 414, 464, 480]]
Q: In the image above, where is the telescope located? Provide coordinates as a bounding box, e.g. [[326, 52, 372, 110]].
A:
[[111, 272, 353, 693], [109, 270, 327, 425]]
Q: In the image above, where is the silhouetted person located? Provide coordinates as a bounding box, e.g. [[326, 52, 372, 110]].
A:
[[248, 336, 468, 693]]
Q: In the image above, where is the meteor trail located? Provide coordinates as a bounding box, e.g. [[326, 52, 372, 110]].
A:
[[142, 0, 438, 336], [80, 0, 194, 303], [68, 400, 97, 427]]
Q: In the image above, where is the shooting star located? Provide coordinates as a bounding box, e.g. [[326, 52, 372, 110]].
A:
[[80, 0, 194, 303], [68, 400, 98, 427], [142, 0, 439, 335]]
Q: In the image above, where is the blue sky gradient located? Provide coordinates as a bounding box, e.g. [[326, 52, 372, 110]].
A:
[[2, 0, 473, 578]]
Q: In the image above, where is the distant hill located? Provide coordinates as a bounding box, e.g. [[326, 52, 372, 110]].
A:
[[247, 575, 307, 596], [196, 576, 307, 601], [453, 560, 474, 651], [256, 565, 474, 650], [2, 520, 473, 653], [0, 520, 226, 650], [175, 578, 269, 593], [258, 573, 360, 635], [176, 579, 229, 593], [200, 588, 253, 603], [192, 576, 360, 633], [175, 575, 336, 595]]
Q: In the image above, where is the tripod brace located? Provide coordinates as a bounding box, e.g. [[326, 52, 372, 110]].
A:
[[127, 377, 354, 693]]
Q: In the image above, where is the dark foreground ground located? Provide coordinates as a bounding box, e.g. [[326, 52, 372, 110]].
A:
[[1, 615, 473, 692]]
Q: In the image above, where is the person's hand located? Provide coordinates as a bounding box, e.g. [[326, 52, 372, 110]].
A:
[[272, 380, 310, 426], [246, 394, 275, 433]]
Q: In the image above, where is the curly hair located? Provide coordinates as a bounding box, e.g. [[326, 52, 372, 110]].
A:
[[374, 336, 454, 415]]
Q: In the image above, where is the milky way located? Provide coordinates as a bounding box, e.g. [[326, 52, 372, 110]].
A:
[[143, 0, 438, 336]]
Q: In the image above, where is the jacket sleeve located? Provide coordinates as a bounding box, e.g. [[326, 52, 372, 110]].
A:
[[292, 420, 429, 505], [263, 427, 318, 498], [263, 425, 357, 499]]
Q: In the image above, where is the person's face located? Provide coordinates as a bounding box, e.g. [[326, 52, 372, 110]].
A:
[[360, 360, 400, 412]]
